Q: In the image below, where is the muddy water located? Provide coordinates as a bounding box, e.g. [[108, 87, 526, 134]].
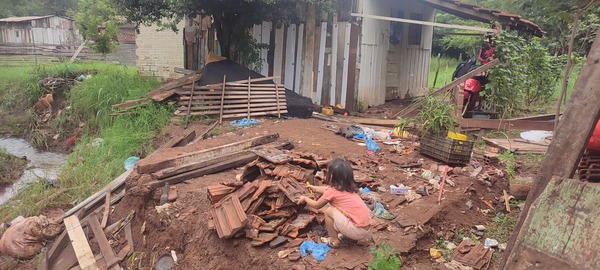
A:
[[0, 137, 67, 204]]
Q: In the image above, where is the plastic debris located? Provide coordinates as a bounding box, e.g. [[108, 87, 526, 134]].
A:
[[230, 118, 260, 127], [124, 156, 140, 170], [466, 200, 473, 209], [430, 248, 442, 259], [520, 130, 552, 142], [484, 238, 499, 248], [390, 184, 410, 195], [359, 187, 371, 194], [421, 170, 434, 180], [299, 240, 331, 261], [372, 202, 396, 220]]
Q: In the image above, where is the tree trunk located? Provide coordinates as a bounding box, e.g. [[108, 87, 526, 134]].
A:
[[555, 0, 597, 131]]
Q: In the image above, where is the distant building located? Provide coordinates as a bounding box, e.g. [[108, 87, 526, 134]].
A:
[[0, 15, 80, 46]]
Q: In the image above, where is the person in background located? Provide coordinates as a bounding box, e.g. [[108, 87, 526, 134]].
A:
[[297, 158, 372, 247], [587, 119, 600, 151]]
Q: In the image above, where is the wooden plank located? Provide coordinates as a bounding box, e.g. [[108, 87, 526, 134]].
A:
[[294, 24, 304, 93], [48, 242, 78, 270], [179, 110, 288, 119], [459, 118, 554, 131], [39, 229, 71, 270], [100, 192, 110, 228], [179, 102, 285, 111], [136, 134, 280, 174], [351, 12, 492, 32], [190, 121, 218, 145], [346, 22, 359, 111], [182, 98, 280, 105], [199, 76, 277, 88], [182, 85, 285, 91], [64, 170, 132, 218], [157, 130, 197, 151], [284, 24, 297, 90], [219, 75, 227, 124], [174, 67, 195, 75], [316, 22, 327, 104], [87, 215, 119, 269], [420, 0, 497, 23], [503, 31, 600, 269], [184, 76, 197, 123], [179, 107, 286, 116], [483, 138, 548, 154], [301, 5, 315, 97], [147, 72, 203, 101], [274, 26, 284, 84], [509, 177, 600, 269], [330, 22, 339, 106], [64, 216, 98, 270], [70, 41, 87, 63], [340, 22, 351, 109]]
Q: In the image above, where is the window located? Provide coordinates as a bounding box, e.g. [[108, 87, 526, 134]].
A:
[[15, 31, 19, 38], [408, 13, 422, 46]]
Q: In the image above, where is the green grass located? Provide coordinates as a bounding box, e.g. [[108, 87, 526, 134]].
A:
[[0, 61, 173, 221], [369, 242, 402, 270], [485, 213, 517, 243], [429, 56, 460, 89], [0, 147, 27, 187]]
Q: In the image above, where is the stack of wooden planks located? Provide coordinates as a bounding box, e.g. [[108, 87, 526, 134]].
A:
[[174, 76, 287, 119]]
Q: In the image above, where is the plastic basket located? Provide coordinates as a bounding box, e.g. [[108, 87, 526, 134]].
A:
[[420, 134, 474, 165]]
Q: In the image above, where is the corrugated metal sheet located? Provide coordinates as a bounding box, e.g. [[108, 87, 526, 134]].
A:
[[0, 16, 79, 45]]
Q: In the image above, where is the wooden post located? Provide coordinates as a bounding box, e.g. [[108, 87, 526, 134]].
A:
[[219, 75, 227, 124], [502, 29, 600, 269], [433, 53, 441, 87], [453, 86, 463, 133], [275, 82, 281, 118], [185, 78, 196, 128], [444, 60, 449, 85], [247, 77, 251, 119], [302, 3, 316, 96]]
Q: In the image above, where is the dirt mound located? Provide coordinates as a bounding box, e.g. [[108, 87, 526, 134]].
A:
[[0, 149, 27, 189], [104, 118, 515, 269]]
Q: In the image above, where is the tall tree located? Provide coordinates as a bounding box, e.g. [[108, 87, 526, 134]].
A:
[[115, 0, 334, 61], [73, 0, 123, 55]]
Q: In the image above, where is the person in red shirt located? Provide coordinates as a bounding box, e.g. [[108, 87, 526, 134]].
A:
[[298, 159, 372, 247], [588, 119, 600, 151]]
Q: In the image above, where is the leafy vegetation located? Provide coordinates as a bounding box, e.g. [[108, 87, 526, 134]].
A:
[[413, 95, 456, 136], [369, 242, 402, 270], [498, 150, 516, 179], [486, 213, 517, 242], [72, 0, 123, 55], [0, 61, 172, 221]]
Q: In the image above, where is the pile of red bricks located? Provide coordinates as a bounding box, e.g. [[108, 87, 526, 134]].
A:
[[207, 148, 329, 247]]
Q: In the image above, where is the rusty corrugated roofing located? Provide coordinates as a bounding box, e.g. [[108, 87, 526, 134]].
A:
[[0, 15, 55, 23]]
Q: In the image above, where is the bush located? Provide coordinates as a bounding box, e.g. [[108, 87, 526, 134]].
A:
[[369, 242, 402, 270]]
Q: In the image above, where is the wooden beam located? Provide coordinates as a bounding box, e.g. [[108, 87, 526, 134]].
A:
[[458, 118, 554, 131], [135, 134, 280, 174], [88, 215, 119, 269], [420, 0, 496, 23], [64, 216, 99, 270], [351, 13, 492, 33], [503, 30, 600, 269], [100, 192, 110, 228]]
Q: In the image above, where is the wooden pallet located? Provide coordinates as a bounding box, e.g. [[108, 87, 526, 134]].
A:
[[175, 76, 287, 120]]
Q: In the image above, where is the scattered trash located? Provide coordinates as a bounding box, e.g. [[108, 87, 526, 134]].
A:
[[278, 249, 293, 259], [484, 238, 499, 248], [444, 260, 474, 270], [445, 241, 457, 250], [124, 156, 140, 170], [359, 187, 371, 193], [299, 240, 331, 261], [421, 170, 434, 180], [473, 225, 486, 231], [155, 254, 175, 270], [230, 118, 260, 127], [520, 130, 552, 142], [171, 250, 178, 263], [405, 190, 422, 202], [0, 215, 63, 258], [390, 184, 410, 195], [372, 202, 396, 220], [466, 200, 473, 209], [339, 125, 364, 138], [498, 243, 507, 251], [383, 141, 401, 145], [430, 248, 442, 259]]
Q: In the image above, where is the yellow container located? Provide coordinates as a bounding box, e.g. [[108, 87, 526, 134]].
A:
[[447, 131, 467, 141], [322, 106, 334, 115]]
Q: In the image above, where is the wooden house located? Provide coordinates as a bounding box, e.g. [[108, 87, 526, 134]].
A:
[[139, 0, 542, 110], [0, 15, 79, 46]]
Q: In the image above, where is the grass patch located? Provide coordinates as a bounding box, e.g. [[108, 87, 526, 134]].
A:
[[369, 242, 402, 270], [0, 61, 172, 222], [429, 56, 460, 89], [485, 213, 517, 243], [0, 147, 27, 188]]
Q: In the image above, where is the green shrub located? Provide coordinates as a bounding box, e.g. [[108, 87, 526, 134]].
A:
[[369, 242, 402, 270]]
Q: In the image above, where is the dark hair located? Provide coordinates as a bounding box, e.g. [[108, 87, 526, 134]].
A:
[[326, 158, 357, 193]]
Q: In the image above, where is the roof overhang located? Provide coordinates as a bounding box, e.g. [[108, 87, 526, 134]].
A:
[[420, 0, 545, 37]]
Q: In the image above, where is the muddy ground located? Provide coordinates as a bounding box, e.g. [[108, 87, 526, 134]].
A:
[[101, 117, 522, 270], [0, 151, 27, 190]]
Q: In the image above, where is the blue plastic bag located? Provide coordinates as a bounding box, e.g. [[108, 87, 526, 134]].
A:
[[124, 156, 140, 170], [372, 202, 395, 220], [365, 136, 380, 152], [230, 118, 259, 127], [300, 240, 331, 261]]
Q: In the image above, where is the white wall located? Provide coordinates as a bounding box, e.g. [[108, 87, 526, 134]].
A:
[[136, 21, 186, 81]]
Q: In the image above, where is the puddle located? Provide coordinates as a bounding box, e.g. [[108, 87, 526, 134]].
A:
[[0, 137, 67, 204]]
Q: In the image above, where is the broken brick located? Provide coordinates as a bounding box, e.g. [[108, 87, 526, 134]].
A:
[[252, 180, 272, 200], [207, 185, 236, 204], [283, 238, 305, 248], [251, 232, 279, 247], [288, 251, 301, 261], [210, 194, 248, 238], [246, 196, 265, 215], [249, 215, 267, 229], [253, 148, 293, 164], [277, 177, 310, 203], [245, 228, 259, 239], [290, 214, 315, 230], [260, 218, 287, 232], [233, 181, 259, 202], [291, 264, 306, 270], [259, 207, 297, 220], [452, 239, 493, 270], [269, 236, 289, 248]]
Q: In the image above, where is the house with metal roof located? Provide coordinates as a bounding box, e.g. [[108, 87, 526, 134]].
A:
[[0, 15, 80, 46]]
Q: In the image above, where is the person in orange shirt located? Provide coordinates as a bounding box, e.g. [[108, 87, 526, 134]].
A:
[[588, 119, 600, 151], [297, 159, 372, 247]]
